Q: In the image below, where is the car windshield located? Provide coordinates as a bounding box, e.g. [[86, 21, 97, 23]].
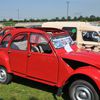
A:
[[51, 34, 74, 49]]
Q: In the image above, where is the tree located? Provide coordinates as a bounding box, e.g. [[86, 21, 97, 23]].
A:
[[73, 16, 78, 21], [89, 15, 96, 21], [29, 18, 35, 22], [40, 19, 48, 22], [78, 16, 84, 21], [61, 17, 66, 21], [24, 19, 28, 22], [55, 17, 60, 21], [84, 16, 89, 21], [96, 17, 100, 21], [9, 18, 13, 22], [50, 17, 60, 21], [3, 19, 7, 22], [67, 16, 71, 21]]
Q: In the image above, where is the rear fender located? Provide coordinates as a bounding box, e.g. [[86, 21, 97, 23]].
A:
[[0, 52, 11, 73]]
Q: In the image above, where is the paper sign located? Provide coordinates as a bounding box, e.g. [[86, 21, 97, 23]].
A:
[[64, 43, 73, 53]]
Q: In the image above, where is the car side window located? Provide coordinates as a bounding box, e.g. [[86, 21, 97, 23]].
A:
[[0, 34, 12, 48], [62, 27, 77, 41], [10, 34, 28, 51], [30, 33, 52, 54], [82, 31, 100, 42]]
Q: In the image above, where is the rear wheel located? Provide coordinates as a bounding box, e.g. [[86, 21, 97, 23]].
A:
[[0, 66, 12, 84], [68, 80, 99, 100]]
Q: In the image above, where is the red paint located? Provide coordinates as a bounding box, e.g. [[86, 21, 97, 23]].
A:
[[0, 28, 100, 91]]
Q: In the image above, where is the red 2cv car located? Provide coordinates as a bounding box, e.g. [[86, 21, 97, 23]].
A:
[[0, 28, 100, 100]]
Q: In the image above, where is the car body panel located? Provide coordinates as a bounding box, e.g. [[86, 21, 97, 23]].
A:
[[0, 48, 11, 72], [27, 52, 59, 83], [59, 50, 100, 69], [8, 49, 28, 74], [69, 66, 100, 90]]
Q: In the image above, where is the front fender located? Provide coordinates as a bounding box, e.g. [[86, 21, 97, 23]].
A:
[[70, 66, 100, 90], [0, 51, 11, 73]]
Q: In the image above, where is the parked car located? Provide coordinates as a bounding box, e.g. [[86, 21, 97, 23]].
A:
[[0, 26, 26, 41], [0, 28, 100, 100], [42, 21, 100, 52], [0, 26, 15, 41]]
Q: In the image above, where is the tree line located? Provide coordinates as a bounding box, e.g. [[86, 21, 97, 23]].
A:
[[0, 15, 100, 22]]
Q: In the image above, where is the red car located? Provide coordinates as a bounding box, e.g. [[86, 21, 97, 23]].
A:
[[0, 28, 100, 100], [0, 26, 25, 41], [0, 26, 15, 40]]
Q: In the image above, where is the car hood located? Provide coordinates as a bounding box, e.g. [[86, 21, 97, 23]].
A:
[[59, 50, 100, 69]]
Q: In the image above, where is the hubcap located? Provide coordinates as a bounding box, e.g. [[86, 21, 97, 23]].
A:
[[71, 85, 93, 100], [75, 87, 92, 100], [0, 69, 7, 82]]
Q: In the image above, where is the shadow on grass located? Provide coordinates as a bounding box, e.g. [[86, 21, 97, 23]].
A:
[[0, 98, 3, 100], [10, 97, 39, 100], [29, 97, 40, 100], [12, 75, 58, 100]]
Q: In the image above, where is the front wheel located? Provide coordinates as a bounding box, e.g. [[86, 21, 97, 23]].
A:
[[68, 80, 99, 100], [0, 67, 12, 84]]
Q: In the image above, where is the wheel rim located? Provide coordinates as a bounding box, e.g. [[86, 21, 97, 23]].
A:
[[0, 68, 7, 82], [71, 85, 94, 100]]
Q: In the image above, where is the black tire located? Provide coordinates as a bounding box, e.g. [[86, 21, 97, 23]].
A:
[[0, 66, 12, 84], [68, 80, 99, 100]]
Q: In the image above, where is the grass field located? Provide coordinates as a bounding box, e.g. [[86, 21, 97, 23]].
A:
[[0, 76, 64, 100]]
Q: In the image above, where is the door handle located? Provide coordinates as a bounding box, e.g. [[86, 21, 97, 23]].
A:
[[28, 54, 31, 57], [8, 50, 11, 54]]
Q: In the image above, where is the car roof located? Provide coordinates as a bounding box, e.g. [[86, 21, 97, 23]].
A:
[[7, 28, 45, 34], [1, 28, 45, 41], [2, 26, 15, 30], [7, 27, 68, 36], [33, 27, 65, 32], [33, 27, 69, 36], [2, 28, 69, 41]]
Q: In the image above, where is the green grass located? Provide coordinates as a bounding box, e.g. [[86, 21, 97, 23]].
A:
[[3, 21, 15, 26], [0, 76, 64, 100]]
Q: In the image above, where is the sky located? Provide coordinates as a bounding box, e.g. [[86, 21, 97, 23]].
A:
[[0, 0, 100, 20]]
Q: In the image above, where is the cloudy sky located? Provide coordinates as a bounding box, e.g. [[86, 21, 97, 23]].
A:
[[0, 0, 100, 19]]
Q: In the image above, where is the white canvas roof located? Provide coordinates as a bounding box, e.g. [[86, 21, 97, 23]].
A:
[[42, 21, 99, 31], [0, 24, 3, 28]]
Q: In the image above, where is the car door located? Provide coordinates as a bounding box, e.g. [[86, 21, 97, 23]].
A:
[[8, 33, 28, 74], [27, 33, 59, 83]]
